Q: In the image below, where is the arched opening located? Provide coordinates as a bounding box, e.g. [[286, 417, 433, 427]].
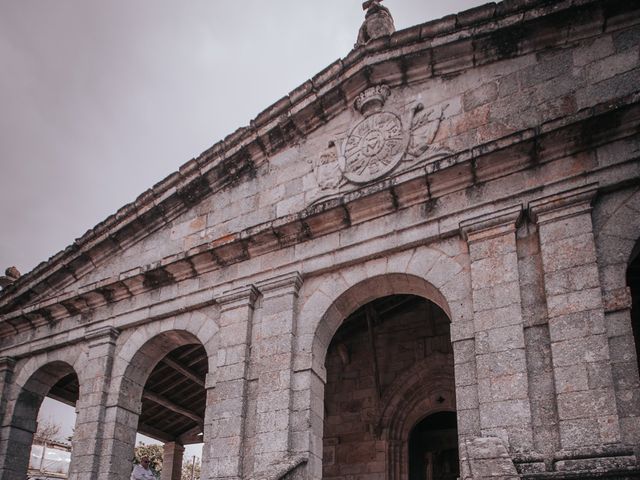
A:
[[138, 343, 207, 446], [1, 361, 79, 480], [408, 412, 458, 480], [115, 331, 209, 480], [628, 241, 640, 374], [322, 293, 456, 480]]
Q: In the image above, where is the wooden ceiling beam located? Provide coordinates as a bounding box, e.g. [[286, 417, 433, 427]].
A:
[[160, 357, 205, 387], [178, 425, 204, 445], [142, 390, 204, 426], [138, 421, 176, 444]]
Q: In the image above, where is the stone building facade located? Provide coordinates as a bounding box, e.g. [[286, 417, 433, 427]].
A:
[[1, 0, 639, 479]]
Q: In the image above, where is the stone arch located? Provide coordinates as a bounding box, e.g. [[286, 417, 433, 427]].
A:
[[298, 244, 469, 376], [380, 356, 457, 440], [594, 186, 640, 304], [108, 309, 219, 406], [100, 310, 219, 479], [0, 358, 80, 480], [593, 187, 640, 446], [380, 358, 456, 480], [306, 246, 468, 480], [9, 347, 85, 400], [383, 364, 456, 479]]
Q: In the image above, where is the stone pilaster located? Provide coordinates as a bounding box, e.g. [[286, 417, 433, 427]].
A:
[[73, 326, 122, 480], [0, 357, 15, 427], [451, 321, 481, 443], [203, 285, 258, 480], [161, 441, 185, 480], [460, 205, 534, 453], [529, 185, 622, 451], [0, 357, 16, 480], [252, 272, 303, 473]]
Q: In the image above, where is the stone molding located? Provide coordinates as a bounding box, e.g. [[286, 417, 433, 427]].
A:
[[85, 326, 120, 347], [459, 205, 523, 243], [256, 271, 303, 298], [216, 285, 260, 311], [528, 184, 598, 225], [0, 356, 15, 372]]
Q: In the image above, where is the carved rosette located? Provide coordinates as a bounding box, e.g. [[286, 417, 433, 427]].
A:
[[341, 111, 409, 183]]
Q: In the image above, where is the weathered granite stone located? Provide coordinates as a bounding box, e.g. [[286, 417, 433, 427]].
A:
[[1, 1, 640, 479]]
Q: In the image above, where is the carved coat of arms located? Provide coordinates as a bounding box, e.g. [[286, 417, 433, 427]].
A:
[[312, 84, 451, 192]]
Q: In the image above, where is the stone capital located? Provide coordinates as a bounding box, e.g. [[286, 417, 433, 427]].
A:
[[459, 205, 523, 243], [85, 326, 120, 347], [528, 183, 598, 225], [216, 285, 260, 311], [0, 356, 16, 373], [256, 271, 303, 298]]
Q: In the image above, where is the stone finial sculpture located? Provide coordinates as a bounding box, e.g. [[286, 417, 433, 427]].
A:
[[356, 0, 395, 48], [0, 266, 21, 289]]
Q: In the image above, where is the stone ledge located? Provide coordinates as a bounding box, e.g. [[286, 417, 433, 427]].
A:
[[459, 205, 524, 243], [522, 469, 640, 479], [529, 183, 599, 225], [256, 272, 304, 298]]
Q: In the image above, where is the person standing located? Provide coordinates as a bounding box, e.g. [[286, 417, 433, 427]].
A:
[[130, 456, 156, 480]]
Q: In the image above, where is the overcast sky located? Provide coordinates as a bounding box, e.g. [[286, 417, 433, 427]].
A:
[[0, 0, 489, 277]]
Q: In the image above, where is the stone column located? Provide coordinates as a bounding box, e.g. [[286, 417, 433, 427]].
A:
[[529, 185, 622, 451], [161, 442, 185, 480], [460, 205, 534, 453], [72, 326, 126, 480], [253, 272, 303, 473], [0, 357, 15, 429], [203, 285, 258, 480], [0, 357, 17, 480]]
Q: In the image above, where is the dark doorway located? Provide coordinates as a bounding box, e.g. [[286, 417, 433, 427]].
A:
[[408, 412, 459, 480]]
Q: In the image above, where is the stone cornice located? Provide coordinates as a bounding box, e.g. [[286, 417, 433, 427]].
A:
[[85, 326, 120, 346], [0, 0, 613, 316], [0, 96, 637, 340], [216, 285, 260, 311], [528, 183, 599, 225], [459, 205, 524, 243], [256, 272, 303, 298]]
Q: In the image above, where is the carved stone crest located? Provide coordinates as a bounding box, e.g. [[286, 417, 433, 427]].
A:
[[311, 84, 451, 193], [313, 146, 343, 190], [341, 111, 409, 183]]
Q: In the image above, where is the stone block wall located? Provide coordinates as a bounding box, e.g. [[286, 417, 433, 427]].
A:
[[0, 1, 638, 480]]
